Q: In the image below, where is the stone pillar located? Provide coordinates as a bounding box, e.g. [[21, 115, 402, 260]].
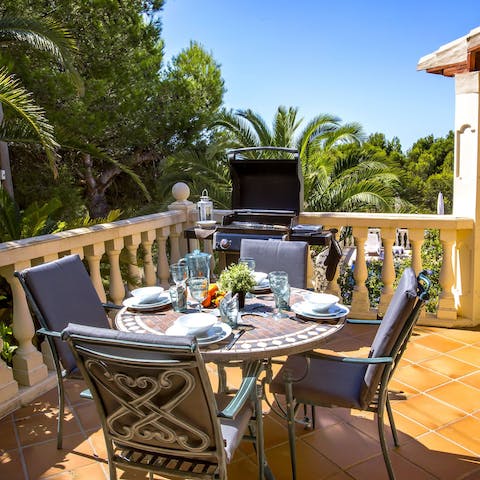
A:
[[141, 230, 157, 286], [453, 72, 480, 325], [84, 243, 107, 303], [1, 263, 48, 386], [124, 234, 142, 290], [156, 227, 170, 288], [168, 182, 196, 257], [378, 228, 396, 315], [106, 238, 125, 305]]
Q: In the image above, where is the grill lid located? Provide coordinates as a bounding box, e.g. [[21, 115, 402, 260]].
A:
[[228, 147, 303, 214]]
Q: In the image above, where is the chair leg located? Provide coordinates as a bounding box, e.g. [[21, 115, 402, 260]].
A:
[[56, 378, 65, 449], [255, 385, 265, 480], [285, 378, 297, 480], [377, 401, 396, 480], [386, 396, 399, 447]]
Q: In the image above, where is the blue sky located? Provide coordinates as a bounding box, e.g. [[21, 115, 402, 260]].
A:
[[161, 1, 480, 151]]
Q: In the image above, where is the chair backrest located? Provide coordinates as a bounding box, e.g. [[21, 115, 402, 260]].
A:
[[359, 267, 426, 407], [15, 254, 110, 374], [240, 239, 308, 288], [62, 324, 227, 469]]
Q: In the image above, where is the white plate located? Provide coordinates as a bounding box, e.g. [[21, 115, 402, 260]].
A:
[[165, 322, 232, 345], [253, 271, 268, 283], [130, 286, 164, 297], [123, 295, 171, 311], [252, 278, 270, 293], [291, 302, 350, 320]]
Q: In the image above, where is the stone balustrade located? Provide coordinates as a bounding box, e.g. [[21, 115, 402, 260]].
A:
[[0, 193, 475, 418], [0, 207, 194, 415]]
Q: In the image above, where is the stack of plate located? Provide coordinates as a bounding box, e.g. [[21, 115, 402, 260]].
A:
[[123, 286, 171, 311], [165, 313, 232, 345], [251, 272, 270, 293], [291, 301, 349, 320]]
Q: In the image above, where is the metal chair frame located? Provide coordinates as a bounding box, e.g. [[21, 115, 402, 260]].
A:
[[62, 326, 267, 480], [273, 271, 430, 480], [14, 259, 120, 449]]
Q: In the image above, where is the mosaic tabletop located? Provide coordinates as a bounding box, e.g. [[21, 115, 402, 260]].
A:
[[115, 289, 346, 362]]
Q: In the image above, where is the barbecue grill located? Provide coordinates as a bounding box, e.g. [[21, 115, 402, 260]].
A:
[[213, 147, 340, 275]]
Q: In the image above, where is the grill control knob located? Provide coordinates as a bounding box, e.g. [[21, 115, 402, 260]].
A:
[[219, 238, 232, 250]]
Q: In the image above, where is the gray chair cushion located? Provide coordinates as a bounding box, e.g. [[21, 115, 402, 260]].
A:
[[216, 393, 254, 463], [270, 355, 368, 409], [240, 239, 308, 288], [360, 267, 418, 407], [23, 255, 111, 374]]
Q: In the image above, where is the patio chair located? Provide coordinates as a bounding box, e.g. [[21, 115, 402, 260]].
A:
[[61, 323, 267, 480], [269, 268, 430, 480], [240, 238, 308, 288], [14, 254, 117, 449]]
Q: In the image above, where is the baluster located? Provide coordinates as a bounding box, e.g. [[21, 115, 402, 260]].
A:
[[124, 234, 142, 291], [156, 227, 170, 287], [378, 228, 396, 315], [141, 230, 157, 286], [0, 315, 18, 403], [106, 239, 125, 305], [351, 227, 374, 318], [84, 243, 107, 302], [169, 224, 182, 264], [1, 263, 48, 386], [437, 228, 457, 321], [409, 228, 424, 275]]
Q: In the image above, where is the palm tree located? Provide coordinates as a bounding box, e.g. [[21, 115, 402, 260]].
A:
[[0, 16, 79, 198], [214, 106, 404, 213]]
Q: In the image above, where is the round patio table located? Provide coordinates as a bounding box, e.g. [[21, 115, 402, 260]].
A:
[[115, 288, 346, 362]]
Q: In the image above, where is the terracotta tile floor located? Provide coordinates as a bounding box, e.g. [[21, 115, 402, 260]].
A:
[[2, 323, 480, 479]]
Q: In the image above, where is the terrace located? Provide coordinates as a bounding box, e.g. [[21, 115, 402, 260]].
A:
[[2, 26, 480, 480]]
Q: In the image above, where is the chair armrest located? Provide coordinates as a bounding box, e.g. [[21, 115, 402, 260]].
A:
[[218, 361, 263, 419], [304, 350, 393, 365], [102, 302, 122, 311], [36, 327, 62, 338], [346, 319, 382, 326]]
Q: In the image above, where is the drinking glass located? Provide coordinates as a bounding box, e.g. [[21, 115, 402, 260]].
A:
[[268, 271, 290, 319], [239, 257, 256, 298], [219, 292, 239, 328], [170, 263, 188, 285], [169, 284, 188, 312], [188, 277, 209, 312], [239, 257, 256, 271]]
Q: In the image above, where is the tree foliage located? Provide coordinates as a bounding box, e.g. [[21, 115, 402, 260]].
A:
[[2, 0, 224, 217]]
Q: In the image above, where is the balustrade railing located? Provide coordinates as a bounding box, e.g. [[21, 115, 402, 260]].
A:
[[0, 203, 475, 418]]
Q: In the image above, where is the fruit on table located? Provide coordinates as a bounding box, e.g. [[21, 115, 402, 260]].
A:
[[202, 283, 225, 307]]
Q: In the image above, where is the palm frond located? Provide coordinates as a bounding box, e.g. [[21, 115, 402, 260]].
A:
[[236, 108, 273, 147], [0, 68, 59, 173], [0, 16, 83, 94]]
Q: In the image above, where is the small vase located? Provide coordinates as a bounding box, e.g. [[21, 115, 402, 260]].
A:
[[235, 290, 246, 309]]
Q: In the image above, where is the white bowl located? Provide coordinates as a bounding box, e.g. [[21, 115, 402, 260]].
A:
[[174, 313, 217, 337], [131, 286, 164, 297], [304, 293, 340, 312], [253, 271, 268, 284]]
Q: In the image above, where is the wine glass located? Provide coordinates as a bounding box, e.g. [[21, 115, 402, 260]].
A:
[[239, 257, 256, 297], [268, 271, 290, 319], [188, 276, 209, 312]]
